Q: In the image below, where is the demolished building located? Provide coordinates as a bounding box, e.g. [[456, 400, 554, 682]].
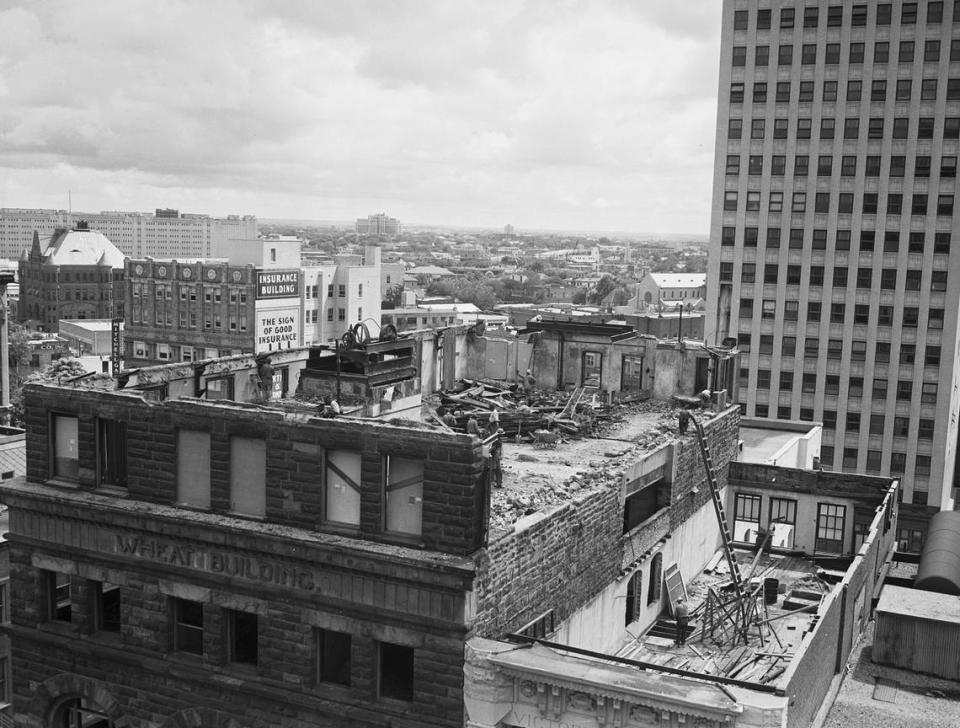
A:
[[0, 333, 898, 727]]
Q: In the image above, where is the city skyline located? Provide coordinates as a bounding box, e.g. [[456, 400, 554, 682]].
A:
[[0, 0, 722, 234]]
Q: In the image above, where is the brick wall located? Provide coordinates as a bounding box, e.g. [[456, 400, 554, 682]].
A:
[[472, 407, 740, 637], [23, 385, 489, 556], [4, 489, 474, 728]]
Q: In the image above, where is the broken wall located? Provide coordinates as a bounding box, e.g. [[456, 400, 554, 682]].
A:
[[471, 406, 740, 640]]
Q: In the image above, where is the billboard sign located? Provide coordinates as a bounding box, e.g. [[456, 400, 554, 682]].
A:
[[256, 270, 300, 299]]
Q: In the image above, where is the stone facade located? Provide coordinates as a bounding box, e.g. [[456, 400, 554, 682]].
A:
[[2, 384, 489, 728]]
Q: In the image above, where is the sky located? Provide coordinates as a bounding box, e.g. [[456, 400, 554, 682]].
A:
[[0, 0, 723, 235]]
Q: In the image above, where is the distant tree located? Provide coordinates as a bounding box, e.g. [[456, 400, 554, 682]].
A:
[[8, 323, 30, 376], [526, 259, 545, 273], [459, 283, 498, 311], [572, 289, 587, 305], [425, 280, 456, 297], [611, 287, 632, 307], [589, 274, 618, 305], [10, 357, 91, 427]]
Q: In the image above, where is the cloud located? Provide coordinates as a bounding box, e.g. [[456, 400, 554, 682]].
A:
[[0, 0, 722, 233]]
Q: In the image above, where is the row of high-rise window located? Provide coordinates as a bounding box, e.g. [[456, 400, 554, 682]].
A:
[[729, 115, 960, 140], [734, 39, 960, 67], [722, 190, 956, 215], [733, 263, 947, 291], [734, 3, 955, 32], [736, 299, 944, 330], [727, 152, 957, 177], [732, 77, 960, 103], [737, 333, 942, 367], [720, 227, 952, 252]]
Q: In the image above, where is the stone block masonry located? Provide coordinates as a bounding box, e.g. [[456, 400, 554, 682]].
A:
[[472, 406, 741, 638]]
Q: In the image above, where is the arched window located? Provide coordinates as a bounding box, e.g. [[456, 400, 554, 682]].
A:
[[648, 553, 663, 606], [625, 570, 643, 626]]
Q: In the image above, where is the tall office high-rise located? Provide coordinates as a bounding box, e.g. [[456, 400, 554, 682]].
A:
[[707, 0, 960, 544]]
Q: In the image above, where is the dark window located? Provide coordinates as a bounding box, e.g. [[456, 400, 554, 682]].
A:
[[901, 343, 917, 363], [897, 380, 913, 401], [45, 571, 72, 622], [724, 191, 737, 211], [797, 118, 812, 139], [866, 156, 881, 175], [856, 268, 873, 288], [799, 81, 814, 102], [776, 81, 791, 102], [802, 44, 817, 65], [779, 44, 793, 65], [860, 231, 876, 250], [791, 192, 805, 212], [902, 2, 918, 24], [893, 117, 909, 138], [888, 193, 903, 214], [868, 118, 884, 139], [919, 117, 935, 138], [830, 303, 846, 323], [379, 642, 414, 701], [871, 80, 886, 101], [733, 46, 747, 66], [731, 83, 745, 103], [825, 43, 840, 64], [925, 40, 941, 62], [720, 262, 734, 282], [929, 1, 944, 23], [816, 504, 846, 554], [935, 233, 951, 253], [899, 41, 915, 63], [912, 194, 929, 215], [833, 267, 848, 287], [790, 228, 805, 248], [781, 8, 795, 28], [844, 118, 859, 139], [903, 307, 919, 327], [938, 195, 954, 215], [173, 598, 204, 654], [758, 8, 771, 29], [932, 271, 948, 291], [317, 629, 352, 686], [721, 227, 735, 246], [852, 4, 868, 26], [807, 302, 822, 321], [728, 118, 742, 139], [726, 155, 740, 175], [734, 9, 748, 30], [836, 230, 850, 249], [766, 227, 781, 247], [804, 7, 818, 28], [764, 264, 779, 284], [854, 305, 870, 325], [874, 41, 889, 63], [909, 232, 925, 252], [747, 191, 761, 211], [881, 269, 898, 289], [93, 582, 121, 633], [744, 227, 759, 246], [863, 193, 878, 214], [878, 5, 892, 25], [953, 39, 960, 62], [751, 118, 765, 138], [741, 263, 755, 283], [818, 156, 833, 176], [948, 79, 960, 100], [823, 81, 838, 101], [802, 376, 815, 396], [891, 157, 906, 177], [813, 227, 828, 247], [942, 156, 958, 177], [896, 79, 912, 101], [877, 306, 893, 326], [930, 308, 945, 329], [756, 46, 770, 66], [98, 419, 127, 489], [794, 155, 809, 176], [228, 610, 258, 665], [827, 6, 844, 27], [820, 118, 835, 139], [921, 79, 938, 100], [786, 266, 802, 285], [838, 194, 853, 213], [772, 155, 786, 174], [811, 265, 825, 286], [847, 80, 862, 101], [946, 118, 960, 138]]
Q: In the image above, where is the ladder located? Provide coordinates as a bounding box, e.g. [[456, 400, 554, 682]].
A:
[[691, 416, 745, 601]]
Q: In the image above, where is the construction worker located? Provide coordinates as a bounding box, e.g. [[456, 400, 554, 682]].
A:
[[466, 416, 481, 436], [674, 597, 690, 646], [678, 409, 691, 435]]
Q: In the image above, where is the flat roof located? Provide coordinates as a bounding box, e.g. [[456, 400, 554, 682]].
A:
[[876, 584, 960, 624], [739, 427, 801, 463]]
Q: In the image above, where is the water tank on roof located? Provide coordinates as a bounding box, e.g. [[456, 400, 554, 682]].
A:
[[915, 511, 960, 595]]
